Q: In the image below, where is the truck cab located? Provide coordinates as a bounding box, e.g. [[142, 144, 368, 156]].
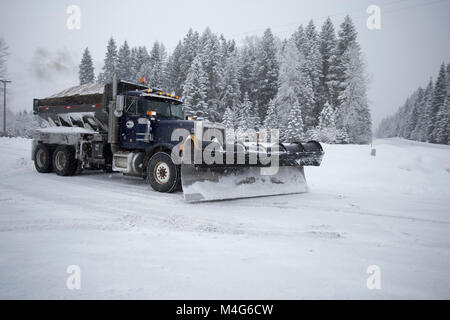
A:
[[117, 89, 192, 151]]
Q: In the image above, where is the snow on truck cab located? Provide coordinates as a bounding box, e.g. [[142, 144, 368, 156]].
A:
[[32, 76, 324, 202]]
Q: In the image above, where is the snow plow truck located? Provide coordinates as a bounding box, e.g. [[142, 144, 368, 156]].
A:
[[32, 76, 324, 202]]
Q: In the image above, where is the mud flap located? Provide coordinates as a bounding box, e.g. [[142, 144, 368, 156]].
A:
[[181, 165, 308, 202]]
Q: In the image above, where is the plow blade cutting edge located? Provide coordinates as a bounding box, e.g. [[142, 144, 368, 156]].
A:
[[181, 165, 308, 202]]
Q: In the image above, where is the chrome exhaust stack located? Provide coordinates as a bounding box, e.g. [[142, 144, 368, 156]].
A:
[[108, 73, 119, 153]]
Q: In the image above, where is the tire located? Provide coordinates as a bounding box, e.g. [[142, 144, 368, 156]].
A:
[[146, 152, 180, 193], [34, 144, 53, 173], [53, 145, 78, 176]]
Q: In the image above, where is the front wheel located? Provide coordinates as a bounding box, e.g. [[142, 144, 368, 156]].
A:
[[146, 152, 180, 193]]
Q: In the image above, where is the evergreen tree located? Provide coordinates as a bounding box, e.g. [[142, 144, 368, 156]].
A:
[[301, 20, 322, 124], [222, 107, 236, 129], [329, 16, 358, 110], [254, 28, 279, 120], [407, 88, 424, 140], [148, 41, 164, 88], [318, 101, 336, 129], [238, 36, 258, 102], [285, 100, 304, 142], [182, 55, 209, 119], [292, 25, 305, 53], [275, 39, 304, 122], [99, 37, 118, 83], [319, 17, 337, 111], [410, 86, 428, 141], [131, 46, 150, 81], [79, 47, 95, 85], [218, 53, 241, 118], [238, 92, 260, 131], [315, 101, 339, 143], [432, 64, 450, 144], [0, 37, 8, 78], [117, 41, 132, 81], [337, 44, 372, 144], [165, 41, 184, 94], [429, 63, 447, 142], [263, 99, 281, 132], [421, 79, 434, 141], [179, 29, 200, 88], [199, 28, 223, 113]]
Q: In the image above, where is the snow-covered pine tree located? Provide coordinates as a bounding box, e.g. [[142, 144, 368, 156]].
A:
[[407, 88, 424, 140], [429, 63, 447, 143], [99, 37, 118, 84], [117, 41, 132, 81], [182, 54, 209, 119], [329, 16, 358, 111], [131, 46, 149, 82], [275, 39, 302, 121], [235, 92, 260, 140], [319, 17, 337, 111], [433, 93, 449, 144], [148, 41, 164, 89], [254, 28, 279, 121], [446, 63, 450, 145], [218, 52, 241, 119], [238, 36, 258, 102], [165, 41, 184, 95], [418, 79, 434, 141], [263, 99, 281, 131], [432, 62, 450, 144], [199, 28, 223, 117], [79, 47, 95, 85], [301, 20, 322, 125], [316, 101, 338, 143], [0, 37, 7, 78], [292, 25, 305, 54], [337, 43, 372, 144], [130, 47, 137, 79], [410, 87, 427, 141], [222, 107, 236, 129], [159, 43, 168, 90], [285, 99, 304, 142], [179, 29, 200, 89]]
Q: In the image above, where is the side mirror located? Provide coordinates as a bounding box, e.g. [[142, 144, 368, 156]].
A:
[[114, 95, 124, 117]]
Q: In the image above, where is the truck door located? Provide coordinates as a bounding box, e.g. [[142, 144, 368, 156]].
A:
[[120, 96, 152, 149]]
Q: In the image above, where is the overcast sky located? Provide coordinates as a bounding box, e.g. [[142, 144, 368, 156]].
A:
[[1, 0, 449, 126]]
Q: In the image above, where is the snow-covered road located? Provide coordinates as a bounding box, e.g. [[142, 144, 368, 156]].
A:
[[0, 137, 449, 299]]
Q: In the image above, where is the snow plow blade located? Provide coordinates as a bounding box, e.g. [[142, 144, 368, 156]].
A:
[[180, 141, 323, 202], [181, 165, 308, 202]]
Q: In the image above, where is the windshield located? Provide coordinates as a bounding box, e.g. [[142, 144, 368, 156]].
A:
[[144, 98, 183, 119], [124, 96, 183, 119]]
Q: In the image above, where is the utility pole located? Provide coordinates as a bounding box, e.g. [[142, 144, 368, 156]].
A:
[[0, 79, 11, 136]]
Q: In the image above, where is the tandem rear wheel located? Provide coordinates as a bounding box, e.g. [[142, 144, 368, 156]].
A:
[[34, 144, 53, 173], [53, 145, 79, 176]]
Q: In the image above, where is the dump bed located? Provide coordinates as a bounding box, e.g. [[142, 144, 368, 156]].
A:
[[33, 81, 148, 132]]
